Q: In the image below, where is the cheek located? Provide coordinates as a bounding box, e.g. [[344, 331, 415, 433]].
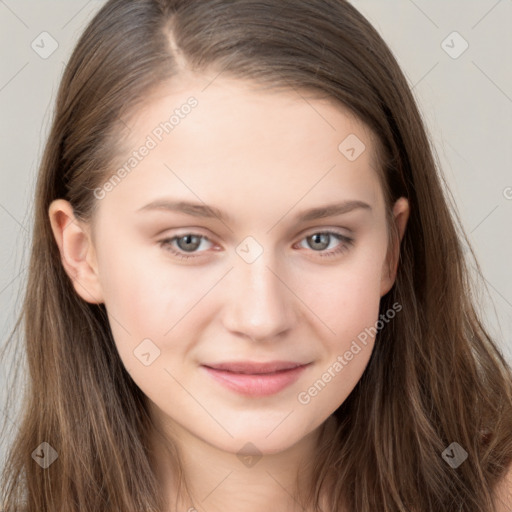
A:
[[98, 237, 203, 319], [96, 244, 212, 363], [295, 258, 383, 414], [301, 249, 385, 342]]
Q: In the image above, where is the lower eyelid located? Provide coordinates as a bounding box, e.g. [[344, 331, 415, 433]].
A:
[[159, 230, 352, 258], [161, 234, 213, 251], [296, 232, 351, 253]]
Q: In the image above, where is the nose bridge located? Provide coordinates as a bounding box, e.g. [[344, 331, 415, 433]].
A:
[[223, 245, 295, 341]]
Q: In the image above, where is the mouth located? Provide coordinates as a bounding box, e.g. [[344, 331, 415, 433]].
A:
[[200, 361, 312, 397]]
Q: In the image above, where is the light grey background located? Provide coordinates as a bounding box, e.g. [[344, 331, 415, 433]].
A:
[[1, 0, 511, 467]]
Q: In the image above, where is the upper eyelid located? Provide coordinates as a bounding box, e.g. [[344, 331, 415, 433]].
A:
[[166, 225, 352, 239], [166, 227, 350, 241], [163, 229, 351, 252]]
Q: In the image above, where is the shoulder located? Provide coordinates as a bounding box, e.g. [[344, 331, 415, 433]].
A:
[[494, 463, 512, 512]]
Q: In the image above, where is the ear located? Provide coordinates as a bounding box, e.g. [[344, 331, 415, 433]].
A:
[[380, 197, 409, 297], [48, 199, 104, 304]]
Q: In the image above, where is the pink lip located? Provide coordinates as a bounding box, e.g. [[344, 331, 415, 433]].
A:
[[201, 361, 311, 397]]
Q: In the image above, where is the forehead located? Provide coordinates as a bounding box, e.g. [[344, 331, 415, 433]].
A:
[[98, 75, 384, 222], [125, 74, 377, 153]]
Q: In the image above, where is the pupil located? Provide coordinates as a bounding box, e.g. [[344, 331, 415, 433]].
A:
[[178, 235, 200, 252], [310, 233, 328, 250]]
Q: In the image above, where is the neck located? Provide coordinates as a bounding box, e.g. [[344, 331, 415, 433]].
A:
[[149, 414, 337, 512]]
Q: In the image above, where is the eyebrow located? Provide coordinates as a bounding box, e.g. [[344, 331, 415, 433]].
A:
[[136, 198, 372, 224]]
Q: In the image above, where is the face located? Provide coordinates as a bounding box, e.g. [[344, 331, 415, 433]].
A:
[[50, 74, 408, 457]]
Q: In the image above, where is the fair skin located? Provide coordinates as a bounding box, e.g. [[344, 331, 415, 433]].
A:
[[49, 74, 410, 511], [496, 467, 512, 512]]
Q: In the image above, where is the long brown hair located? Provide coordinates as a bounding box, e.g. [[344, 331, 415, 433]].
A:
[[1, 0, 511, 510]]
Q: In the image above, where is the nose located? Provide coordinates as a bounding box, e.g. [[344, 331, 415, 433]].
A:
[[221, 252, 297, 342]]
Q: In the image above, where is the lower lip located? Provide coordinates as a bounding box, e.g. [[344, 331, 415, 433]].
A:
[[201, 364, 310, 397]]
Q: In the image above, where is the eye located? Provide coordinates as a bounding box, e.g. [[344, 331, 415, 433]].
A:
[[159, 229, 354, 261], [159, 233, 214, 260], [295, 230, 354, 258]]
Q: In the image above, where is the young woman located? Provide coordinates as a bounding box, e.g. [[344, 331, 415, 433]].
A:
[[1, 0, 511, 510]]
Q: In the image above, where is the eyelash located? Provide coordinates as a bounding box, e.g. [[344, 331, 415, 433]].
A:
[[158, 230, 354, 261]]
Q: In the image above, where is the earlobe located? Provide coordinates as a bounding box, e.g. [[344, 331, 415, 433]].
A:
[[48, 199, 104, 304], [380, 197, 410, 297]]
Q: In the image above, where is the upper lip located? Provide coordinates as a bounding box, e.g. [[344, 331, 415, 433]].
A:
[[202, 361, 309, 374]]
